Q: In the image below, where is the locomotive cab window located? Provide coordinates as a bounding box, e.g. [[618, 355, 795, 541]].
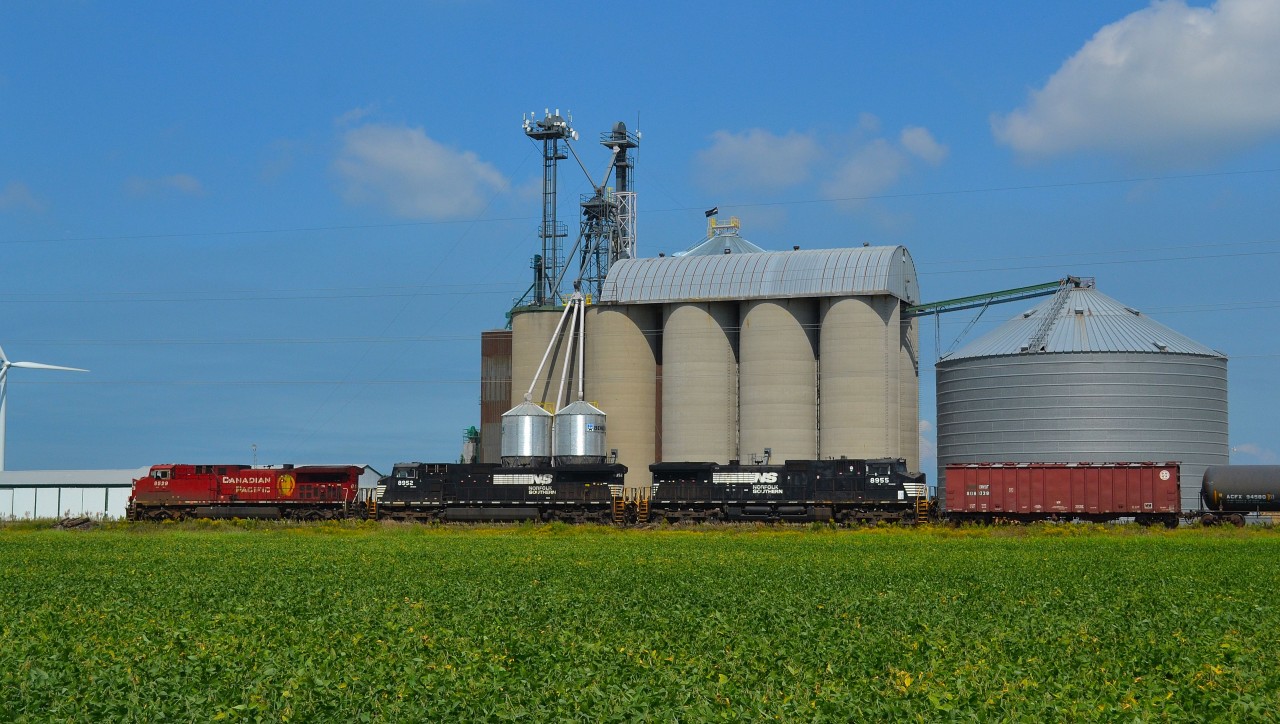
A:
[[395, 468, 419, 479], [154, 469, 171, 480]]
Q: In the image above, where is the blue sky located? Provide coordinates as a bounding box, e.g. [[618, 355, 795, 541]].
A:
[[2, 1, 1278, 509]]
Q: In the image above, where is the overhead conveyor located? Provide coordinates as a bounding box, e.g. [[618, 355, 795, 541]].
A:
[[904, 276, 1083, 360]]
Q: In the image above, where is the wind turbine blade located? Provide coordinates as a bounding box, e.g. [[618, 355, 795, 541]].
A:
[[10, 362, 88, 372], [0, 343, 8, 364]]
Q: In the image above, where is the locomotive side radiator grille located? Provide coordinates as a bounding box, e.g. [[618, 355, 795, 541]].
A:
[[902, 481, 927, 498]]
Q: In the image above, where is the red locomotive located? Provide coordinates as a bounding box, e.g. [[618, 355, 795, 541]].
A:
[[126, 464, 366, 521], [945, 461, 1180, 527]]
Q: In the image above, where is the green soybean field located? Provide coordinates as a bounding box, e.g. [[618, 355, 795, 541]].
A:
[[2, 522, 1278, 721]]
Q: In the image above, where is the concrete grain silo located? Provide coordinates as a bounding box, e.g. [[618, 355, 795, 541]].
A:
[[739, 298, 818, 463], [819, 295, 902, 460], [935, 281, 1228, 511], [510, 307, 574, 410], [584, 304, 660, 480], [899, 315, 921, 471], [595, 244, 920, 470], [661, 301, 739, 463]]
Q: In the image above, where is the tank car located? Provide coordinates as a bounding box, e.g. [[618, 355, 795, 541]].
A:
[[374, 462, 626, 523], [647, 458, 927, 524], [944, 461, 1181, 527], [126, 464, 366, 521], [1200, 465, 1280, 526]]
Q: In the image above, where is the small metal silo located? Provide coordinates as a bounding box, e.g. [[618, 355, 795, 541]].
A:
[[500, 400, 553, 467], [553, 400, 608, 465]]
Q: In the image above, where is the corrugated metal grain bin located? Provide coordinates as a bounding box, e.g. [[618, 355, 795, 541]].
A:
[[936, 284, 1227, 512], [945, 461, 1180, 524]]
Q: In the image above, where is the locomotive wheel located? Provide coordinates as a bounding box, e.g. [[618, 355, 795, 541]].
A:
[[1230, 514, 1246, 528]]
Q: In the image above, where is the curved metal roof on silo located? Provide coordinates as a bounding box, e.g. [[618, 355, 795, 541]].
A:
[[945, 286, 1224, 361], [599, 245, 917, 304]]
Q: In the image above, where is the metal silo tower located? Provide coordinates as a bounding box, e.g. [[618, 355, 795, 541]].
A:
[[522, 110, 577, 306]]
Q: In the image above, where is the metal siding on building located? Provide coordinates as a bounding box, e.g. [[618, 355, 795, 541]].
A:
[[739, 298, 818, 463], [479, 330, 512, 464], [601, 246, 918, 305], [936, 352, 1228, 512]]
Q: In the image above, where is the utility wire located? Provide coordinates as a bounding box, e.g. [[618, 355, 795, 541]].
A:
[[5, 167, 1277, 247]]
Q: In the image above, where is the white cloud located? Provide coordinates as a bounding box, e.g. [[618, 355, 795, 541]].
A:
[[694, 129, 821, 192], [261, 139, 302, 182], [857, 112, 882, 134], [334, 124, 508, 220], [993, 0, 1280, 163], [124, 174, 205, 199], [820, 139, 910, 206], [0, 181, 46, 212], [918, 419, 937, 460], [693, 123, 948, 221], [900, 126, 949, 165], [164, 174, 203, 194], [335, 104, 378, 127], [1232, 443, 1278, 463]]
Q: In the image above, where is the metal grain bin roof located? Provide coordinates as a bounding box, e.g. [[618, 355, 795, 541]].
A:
[[672, 232, 766, 256], [945, 285, 1224, 361], [599, 245, 917, 304]]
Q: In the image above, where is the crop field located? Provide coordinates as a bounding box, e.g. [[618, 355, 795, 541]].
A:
[[2, 523, 1279, 721]]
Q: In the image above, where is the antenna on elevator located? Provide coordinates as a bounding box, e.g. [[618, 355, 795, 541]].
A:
[[522, 109, 576, 306]]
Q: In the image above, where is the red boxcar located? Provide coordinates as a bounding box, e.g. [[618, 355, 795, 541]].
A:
[[944, 462, 1180, 527], [127, 464, 365, 521]]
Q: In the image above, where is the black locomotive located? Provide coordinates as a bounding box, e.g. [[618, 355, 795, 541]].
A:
[[374, 462, 627, 523], [372, 457, 927, 526], [647, 458, 927, 524]]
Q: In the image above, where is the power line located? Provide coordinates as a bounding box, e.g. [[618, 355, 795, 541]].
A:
[[916, 237, 1280, 268], [5, 167, 1277, 247]]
